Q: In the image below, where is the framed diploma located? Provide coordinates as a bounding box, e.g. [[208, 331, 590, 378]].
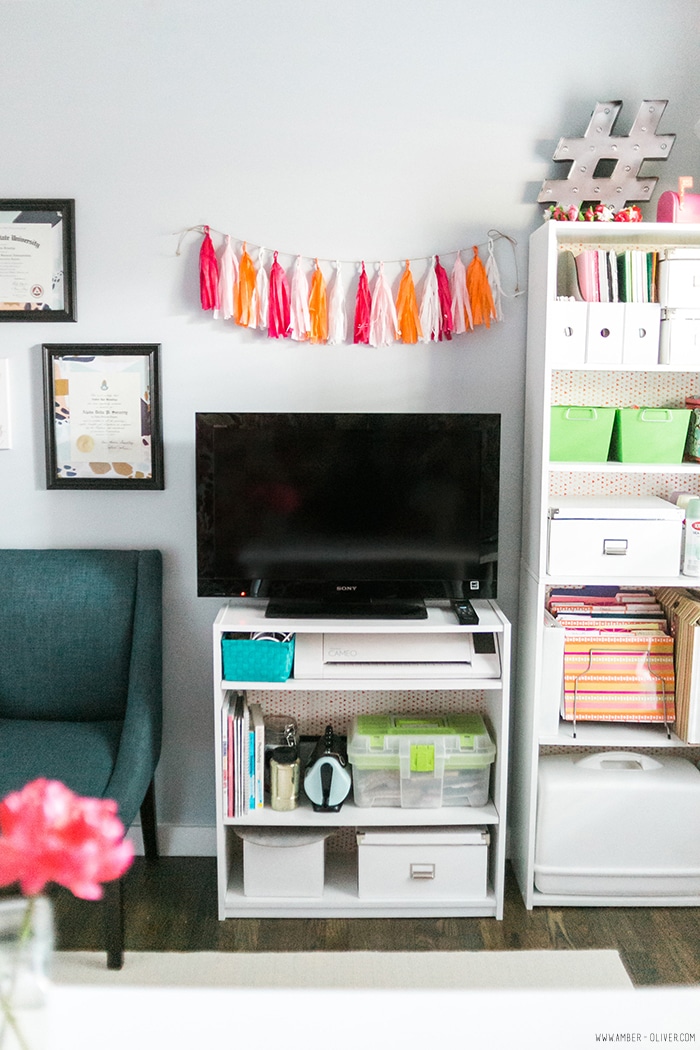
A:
[[42, 344, 164, 489], [0, 199, 76, 321]]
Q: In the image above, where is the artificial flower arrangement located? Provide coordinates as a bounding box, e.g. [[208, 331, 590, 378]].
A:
[[544, 203, 643, 223], [0, 779, 134, 1049]]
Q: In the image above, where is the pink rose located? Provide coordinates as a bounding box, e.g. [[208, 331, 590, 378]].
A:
[[0, 779, 134, 900], [567, 205, 580, 222]]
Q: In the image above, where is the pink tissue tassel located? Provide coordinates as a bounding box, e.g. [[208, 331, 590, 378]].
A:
[[268, 251, 291, 338], [369, 263, 398, 347], [450, 251, 473, 334], [289, 256, 311, 341], [216, 234, 238, 320], [255, 249, 270, 330], [353, 262, 372, 344], [419, 259, 441, 342], [199, 226, 220, 311], [435, 256, 453, 340]]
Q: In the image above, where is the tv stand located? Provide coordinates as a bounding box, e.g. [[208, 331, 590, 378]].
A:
[[265, 597, 428, 620], [213, 598, 511, 919]]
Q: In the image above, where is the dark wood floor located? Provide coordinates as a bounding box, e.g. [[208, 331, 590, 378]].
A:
[[44, 857, 700, 988]]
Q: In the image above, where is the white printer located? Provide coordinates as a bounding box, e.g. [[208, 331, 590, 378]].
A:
[[293, 630, 501, 680]]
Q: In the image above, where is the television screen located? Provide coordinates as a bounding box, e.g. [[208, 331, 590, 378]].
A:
[[195, 412, 500, 615]]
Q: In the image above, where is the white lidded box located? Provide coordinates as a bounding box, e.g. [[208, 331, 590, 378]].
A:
[[547, 496, 684, 577], [534, 753, 700, 896], [235, 827, 334, 897], [356, 826, 489, 901], [347, 713, 496, 809]]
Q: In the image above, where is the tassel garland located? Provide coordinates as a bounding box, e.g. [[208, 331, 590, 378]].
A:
[[466, 245, 496, 328], [353, 262, 372, 345], [418, 260, 441, 343], [199, 226, 220, 311], [369, 263, 398, 347], [216, 234, 237, 320], [396, 261, 422, 344], [268, 251, 291, 339], [236, 243, 257, 327], [434, 256, 453, 341], [327, 263, 347, 345], [255, 249, 270, 330], [450, 252, 473, 334], [290, 256, 311, 341], [309, 260, 328, 344], [191, 227, 512, 345]]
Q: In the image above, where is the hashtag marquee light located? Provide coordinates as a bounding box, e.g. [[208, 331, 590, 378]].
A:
[[538, 100, 675, 209]]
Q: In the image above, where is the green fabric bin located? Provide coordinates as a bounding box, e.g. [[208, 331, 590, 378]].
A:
[[610, 407, 692, 464], [550, 405, 616, 462]]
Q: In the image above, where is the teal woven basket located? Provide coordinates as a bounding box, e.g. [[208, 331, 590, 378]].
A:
[[221, 634, 295, 682]]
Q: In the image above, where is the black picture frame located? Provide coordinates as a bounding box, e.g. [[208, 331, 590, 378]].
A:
[[0, 199, 76, 321], [42, 344, 164, 490]]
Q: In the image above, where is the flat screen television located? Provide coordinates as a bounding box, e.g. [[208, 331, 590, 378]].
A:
[[195, 412, 500, 618]]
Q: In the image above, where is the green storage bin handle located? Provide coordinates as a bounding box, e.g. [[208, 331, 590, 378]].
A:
[[638, 409, 673, 423], [563, 407, 598, 421]]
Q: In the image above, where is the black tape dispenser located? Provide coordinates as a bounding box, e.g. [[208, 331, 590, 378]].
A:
[[303, 725, 352, 813]]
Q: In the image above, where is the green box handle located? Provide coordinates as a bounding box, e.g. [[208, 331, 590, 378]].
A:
[[563, 407, 599, 421], [638, 409, 673, 423]]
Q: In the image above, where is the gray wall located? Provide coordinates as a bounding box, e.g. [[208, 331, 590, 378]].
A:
[[2, 0, 699, 849]]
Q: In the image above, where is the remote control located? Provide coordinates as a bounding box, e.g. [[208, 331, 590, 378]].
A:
[[452, 600, 479, 626]]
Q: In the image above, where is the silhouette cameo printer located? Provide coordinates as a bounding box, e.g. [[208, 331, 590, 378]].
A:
[[293, 631, 501, 680]]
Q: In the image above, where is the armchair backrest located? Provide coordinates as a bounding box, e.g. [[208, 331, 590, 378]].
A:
[[0, 549, 161, 722]]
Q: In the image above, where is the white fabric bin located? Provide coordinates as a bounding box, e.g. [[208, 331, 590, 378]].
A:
[[534, 753, 700, 896], [236, 827, 335, 898]]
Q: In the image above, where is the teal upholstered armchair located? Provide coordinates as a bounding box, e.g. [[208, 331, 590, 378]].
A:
[[0, 548, 163, 968]]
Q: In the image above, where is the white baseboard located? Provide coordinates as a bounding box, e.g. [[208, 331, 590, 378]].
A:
[[127, 823, 217, 857]]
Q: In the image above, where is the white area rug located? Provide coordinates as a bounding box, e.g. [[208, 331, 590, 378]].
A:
[[52, 949, 633, 989]]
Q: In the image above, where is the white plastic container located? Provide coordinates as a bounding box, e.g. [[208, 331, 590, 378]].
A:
[[534, 752, 700, 896], [347, 713, 496, 809], [547, 496, 684, 577], [356, 826, 489, 901]]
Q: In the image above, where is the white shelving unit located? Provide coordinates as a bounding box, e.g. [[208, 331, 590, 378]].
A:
[[511, 219, 700, 910], [212, 598, 511, 919]]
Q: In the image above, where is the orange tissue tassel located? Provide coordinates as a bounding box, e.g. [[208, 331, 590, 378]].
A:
[[396, 261, 422, 344], [235, 242, 257, 327], [308, 260, 328, 344], [466, 245, 496, 328]]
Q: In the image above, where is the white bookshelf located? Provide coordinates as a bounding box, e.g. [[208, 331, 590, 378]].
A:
[[511, 220, 700, 909]]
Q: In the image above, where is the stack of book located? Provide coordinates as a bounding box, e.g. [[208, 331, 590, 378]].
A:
[[547, 586, 676, 730], [558, 247, 658, 303], [222, 691, 265, 817]]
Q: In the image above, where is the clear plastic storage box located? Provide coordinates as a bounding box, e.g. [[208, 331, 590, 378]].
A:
[[347, 713, 496, 809]]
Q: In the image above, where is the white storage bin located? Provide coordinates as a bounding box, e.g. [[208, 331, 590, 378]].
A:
[[658, 249, 700, 309], [547, 300, 587, 366], [659, 308, 700, 367], [236, 827, 334, 898], [356, 826, 489, 901], [622, 303, 661, 366], [534, 753, 700, 896], [546, 496, 683, 577], [585, 302, 624, 365]]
